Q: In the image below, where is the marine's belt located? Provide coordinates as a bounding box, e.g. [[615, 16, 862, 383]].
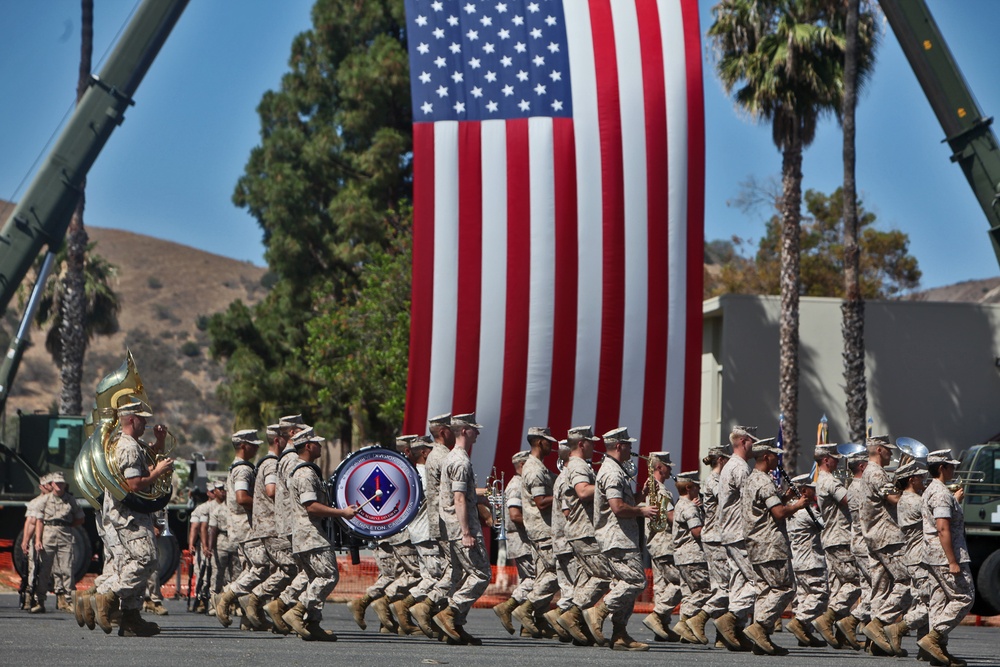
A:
[[43, 519, 71, 527]]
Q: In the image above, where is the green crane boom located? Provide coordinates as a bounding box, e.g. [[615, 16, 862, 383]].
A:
[[880, 0, 1000, 267], [0, 0, 188, 316]]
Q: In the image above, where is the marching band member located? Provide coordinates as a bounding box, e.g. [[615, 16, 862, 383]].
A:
[[786, 473, 828, 648], [547, 440, 577, 642], [844, 449, 871, 649], [642, 451, 682, 643], [700, 445, 732, 647], [671, 471, 716, 644], [493, 451, 534, 634], [895, 460, 930, 651]]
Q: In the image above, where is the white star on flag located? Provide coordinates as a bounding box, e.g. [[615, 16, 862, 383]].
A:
[[502, 84, 514, 96], [471, 86, 483, 98], [518, 99, 530, 111], [421, 101, 433, 114], [454, 101, 466, 113], [415, 15, 428, 26], [436, 85, 448, 98], [419, 71, 431, 84]]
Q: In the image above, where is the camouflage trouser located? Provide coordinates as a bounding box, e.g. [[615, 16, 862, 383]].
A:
[[725, 542, 756, 624], [928, 563, 974, 635], [792, 567, 828, 623], [386, 542, 422, 600], [677, 560, 715, 618], [102, 528, 157, 611], [295, 547, 339, 615], [904, 562, 930, 631], [568, 537, 611, 609], [212, 548, 239, 594], [526, 543, 560, 610], [231, 539, 269, 596], [447, 538, 490, 625], [253, 536, 296, 601], [146, 568, 162, 602], [851, 544, 872, 622], [510, 553, 536, 603], [602, 549, 646, 626], [38, 528, 75, 601], [554, 550, 576, 611], [751, 559, 795, 628], [432, 539, 456, 603], [868, 544, 911, 624], [366, 543, 399, 599], [825, 545, 861, 618], [651, 555, 683, 616], [703, 541, 730, 617], [412, 540, 447, 603]]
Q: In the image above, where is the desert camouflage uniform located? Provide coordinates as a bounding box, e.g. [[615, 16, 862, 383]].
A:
[[439, 446, 490, 625], [424, 442, 454, 605], [897, 489, 929, 632], [922, 479, 974, 635], [276, 444, 309, 607], [551, 468, 576, 611], [719, 455, 754, 623], [787, 505, 828, 625], [208, 498, 238, 593], [288, 462, 340, 616], [673, 495, 717, 617], [520, 454, 559, 612], [36, 491, 84, 604], [250, 452, 296, 601], [860, 462, 911, 623], [742, 469, 795, 628], [227, 459, 270, 597], [646, 479, 682, 617], [562, 456, 611, 609], [847, 474, 872, 623], [815, 470, 860, 619], [593, 457, 646, 627], [505, 474, 535, 604], [700, 469, 729, 615]]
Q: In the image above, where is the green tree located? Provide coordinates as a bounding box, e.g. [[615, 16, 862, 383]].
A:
[[306, 220, 411, 447], [708, 187, 920, 299], [709, 0, 875, 469], [34, 242, 121, 365], [210, 0, 412, 442]]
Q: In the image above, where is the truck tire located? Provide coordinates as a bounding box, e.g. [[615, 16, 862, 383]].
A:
[[156, 534, 180, 586], [976, 549, 1000, 615], [13, 528, 93, 583]]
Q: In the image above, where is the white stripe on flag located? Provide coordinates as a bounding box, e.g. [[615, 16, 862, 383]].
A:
[[611, 0, 650, 447], [427, 122, 459, 418], [564, 5, 602, 428], [522, 116, 557, 435], [661, 0, 690, 457], [472, 120, 509, 476]]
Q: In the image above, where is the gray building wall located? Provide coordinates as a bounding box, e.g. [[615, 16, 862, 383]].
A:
[[701, 294, 1000, 473]]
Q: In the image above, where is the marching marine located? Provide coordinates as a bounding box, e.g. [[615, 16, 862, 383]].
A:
[[785, 473, 828, 648], [493, 450, 534, 634], [671, 470, 716, 644], [642, 451, 682, 643], [34, 472, 85, 613]]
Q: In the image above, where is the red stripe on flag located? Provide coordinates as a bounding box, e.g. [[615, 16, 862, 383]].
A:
[[681, 0, 705, 471], [590, 0, 626, 436], [496, 119, 531, 467], [453, 123, 483, 408], [635, 0, 670, 453], [547, 117, 578, 439], [404, 123, 436, 435]]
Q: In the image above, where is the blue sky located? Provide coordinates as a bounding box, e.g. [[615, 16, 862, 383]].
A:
[[1, 0, 997, 290]]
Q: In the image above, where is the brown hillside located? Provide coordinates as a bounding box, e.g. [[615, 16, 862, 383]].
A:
[[0, 209, 268, 454]]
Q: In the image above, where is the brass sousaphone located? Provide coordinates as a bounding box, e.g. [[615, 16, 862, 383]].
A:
[[73, 350, 173, 512]]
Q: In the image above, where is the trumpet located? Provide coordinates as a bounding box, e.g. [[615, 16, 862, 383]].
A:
[[484, 467, 506, 543], [948, 470, 986, 492]]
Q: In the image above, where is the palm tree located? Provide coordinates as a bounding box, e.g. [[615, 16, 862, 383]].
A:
[[709, 0, 870, 470], [59, 0, 94, 414], [839, 0, 879, 443], [35, 242, 121, 367]]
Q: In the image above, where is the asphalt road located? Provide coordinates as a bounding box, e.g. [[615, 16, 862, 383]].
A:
[[3, 594, 998, 667]]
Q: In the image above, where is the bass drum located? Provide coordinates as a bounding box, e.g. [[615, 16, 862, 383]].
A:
[[14, 526, 93, 584], [156, 533, 180, 586], [327, 445, 423, 540]]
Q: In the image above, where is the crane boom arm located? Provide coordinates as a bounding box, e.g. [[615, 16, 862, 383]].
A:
[[879, 0, 1000, 267], [0, 0, 188, 315]]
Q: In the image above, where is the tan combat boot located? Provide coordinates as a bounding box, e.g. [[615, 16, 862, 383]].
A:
[[686, 610, 710, 644], [215, 587, 238, 627], [82, 590, 98, 630], [150, 601, 168, 616], [836, 614, 862, 650], [512, 600, 540, 637], [281, 601, 312, 639], [95, 592, 118, 634], [303, 619, 338, 642], [410, 599, 438, 638], [917, 629, 950, 665], [544, 609, 572, 642], [347, 593, 373, 630], [392, 594, 421, 635], [814, 609, 840, 648], [743, 621, 779, 656], [242, 593, 267, 629], [371, 596, 399, 634], [264, 598, 291, 635], [886, 621, 910, 656], [610, 622, 650, 651], [73, 591, 86, 627], [492, 596, 518, 634], [583, 601, 610, 646], [117, 608, 158, 637], [787, 617, 815, 646], [673, 616, 700, 644], [714, 611, 742, 651], [433, 605, 461, 642], [863, 617, 894, 654], [557, 605, 592, 645]]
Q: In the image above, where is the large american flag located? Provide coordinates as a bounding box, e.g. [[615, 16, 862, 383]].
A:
[[402, 0, 704, 479]]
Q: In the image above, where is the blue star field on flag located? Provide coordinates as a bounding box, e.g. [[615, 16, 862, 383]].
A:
[[405, 0, 573, 122]]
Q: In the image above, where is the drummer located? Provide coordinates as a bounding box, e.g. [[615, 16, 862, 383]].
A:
[[281, 430, 358, 641]]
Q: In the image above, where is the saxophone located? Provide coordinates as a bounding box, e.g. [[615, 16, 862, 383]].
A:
[[641, 455, 671, 535]]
